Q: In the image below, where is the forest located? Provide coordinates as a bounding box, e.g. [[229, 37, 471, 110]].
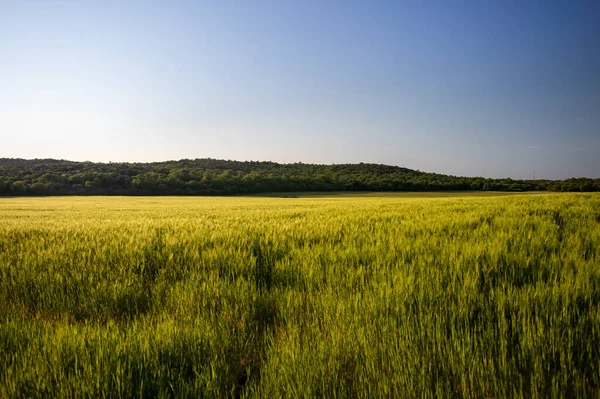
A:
[[0, 158, 598, 196]]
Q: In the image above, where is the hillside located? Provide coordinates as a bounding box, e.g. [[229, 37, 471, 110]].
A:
[[0, 158, 598, 196]]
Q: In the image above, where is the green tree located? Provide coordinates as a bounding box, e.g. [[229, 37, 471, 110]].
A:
[[11, 181, 27, 195]]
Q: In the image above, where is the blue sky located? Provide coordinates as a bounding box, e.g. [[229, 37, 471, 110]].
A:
[[1, 1, 599, 179]]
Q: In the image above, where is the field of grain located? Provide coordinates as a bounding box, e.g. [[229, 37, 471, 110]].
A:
[[1, 194, 599, 397]]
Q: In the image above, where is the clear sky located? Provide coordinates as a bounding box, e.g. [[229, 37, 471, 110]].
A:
[[1, 1, 599, 179]]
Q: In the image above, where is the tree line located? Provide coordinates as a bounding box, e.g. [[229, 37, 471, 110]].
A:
[[0, 158, 598, 196]]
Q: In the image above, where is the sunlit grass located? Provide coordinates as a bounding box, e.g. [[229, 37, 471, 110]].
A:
[[1, 193, 599, 397]]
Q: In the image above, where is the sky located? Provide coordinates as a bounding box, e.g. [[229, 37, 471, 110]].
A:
[[1, 1, 599, 179]]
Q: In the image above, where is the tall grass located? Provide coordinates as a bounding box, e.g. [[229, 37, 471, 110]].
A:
[[1, 194, 599, 397]]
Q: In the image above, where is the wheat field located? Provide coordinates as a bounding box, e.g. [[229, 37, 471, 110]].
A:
[[1, 193, 599, 398]]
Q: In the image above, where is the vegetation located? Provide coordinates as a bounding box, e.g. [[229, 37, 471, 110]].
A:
[[1, 193, 599, 397], [1, 158, 598, 196]]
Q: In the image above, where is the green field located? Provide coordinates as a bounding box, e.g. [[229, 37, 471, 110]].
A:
[[1, 194, 599, 397], [252, 191, 535, 198]]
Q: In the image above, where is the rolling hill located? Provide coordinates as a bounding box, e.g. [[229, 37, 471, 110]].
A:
[[0, 158, 597, 195]]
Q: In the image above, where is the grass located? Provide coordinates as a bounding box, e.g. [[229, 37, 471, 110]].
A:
[[251, 190, 534, 198], [1, 193, 599, 397]]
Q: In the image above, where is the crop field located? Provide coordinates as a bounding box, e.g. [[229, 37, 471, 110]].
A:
[[0, 193, 599, 398]]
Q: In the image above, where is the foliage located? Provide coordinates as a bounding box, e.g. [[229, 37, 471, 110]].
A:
[[1, 193, 599, 397], [1, 158, 598, 196]]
